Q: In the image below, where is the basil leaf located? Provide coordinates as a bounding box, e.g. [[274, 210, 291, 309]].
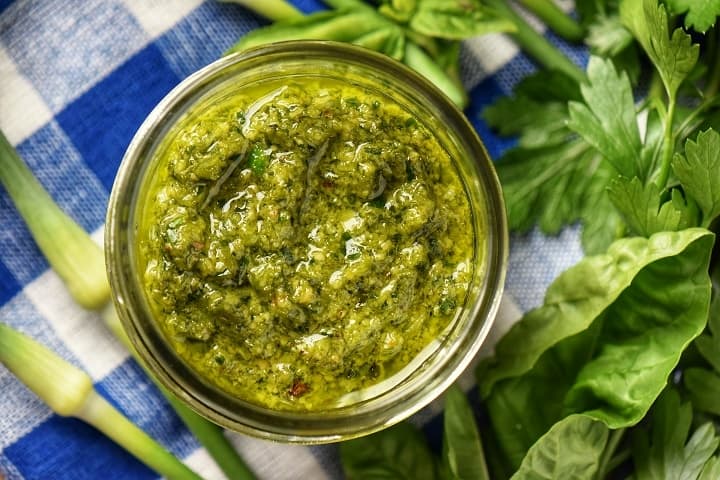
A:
[[478, 229, 714, 467], [441, 385, 489, 480], [479, 228, 714, 395], [632, 389, 719, 480], [340, 422, 438, 480], [483, 322, 603, 468], [510, 415, 608, 480], [564, 231, 713, 426], [700, 457, 720, 480]]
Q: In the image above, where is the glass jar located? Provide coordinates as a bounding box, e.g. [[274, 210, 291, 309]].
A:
[[105, 41, 507, 444]]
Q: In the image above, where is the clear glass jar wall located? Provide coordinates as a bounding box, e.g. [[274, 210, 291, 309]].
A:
[[105, 41, 507, 443]]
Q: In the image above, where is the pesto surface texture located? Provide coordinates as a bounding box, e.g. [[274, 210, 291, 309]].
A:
[[138, 78, 474, 411]]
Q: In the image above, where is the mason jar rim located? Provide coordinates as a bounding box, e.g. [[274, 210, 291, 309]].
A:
[[105, 40, 508, 444]]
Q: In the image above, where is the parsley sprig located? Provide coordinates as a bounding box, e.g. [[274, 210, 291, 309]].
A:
[[489, 0, 719, 253], [477, 0, 720, 477]]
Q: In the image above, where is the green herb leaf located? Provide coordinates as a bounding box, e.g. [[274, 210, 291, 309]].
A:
[[478, 229, 714, 466], [378, 0, 415, 23], [694, 280, 720, 372], [684, 367, 720, 417], [226, 9, 403, 59], [672, 129, 720, 228], [496, 140, 596, 234], [584, 13, 641, 84], [586, 14, 634, 56], [620, 0, 699, 101], [666, 0, 720, 33], [496, 137, 624, 254], [247, 143, 268, 175], [340, 422, 438, 480], [700, 457, 720, 480], [685, 281, 720, 417], [353, 26, 406, 60], [608, 176, 697, 236], [631, 389, 719, 480], [578, 162, 626, 255], [483, 70, 580, 148], [402, 41, 467, 107], [479, 228, 713, 395], [510, 415, 608, 480], [568, 56, 642, 178], [408, 0, 516, 40], [484, 70, 605, 243], [441, 385, 489, 480]]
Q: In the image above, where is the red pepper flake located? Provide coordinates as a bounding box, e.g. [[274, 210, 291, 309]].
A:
[[321, 180, 335, 189], [192, 241, 205, 250], [289, 379, 309, 397]]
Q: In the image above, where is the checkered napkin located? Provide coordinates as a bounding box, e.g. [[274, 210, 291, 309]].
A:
[[0, 1, 588, 478]]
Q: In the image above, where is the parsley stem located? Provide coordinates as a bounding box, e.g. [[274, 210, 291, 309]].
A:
[[656, 97, 676, 189], [0, 130, 109, 310], [0, 130, 256, 480], [0, 323, 203, 480], [517, 0, 584, 42], [102, 308, 257, 480], [321, 0, 369, 10], [403, 41, 469, 108], [486, 0, 585, 83], [220, 0, 303, 22]]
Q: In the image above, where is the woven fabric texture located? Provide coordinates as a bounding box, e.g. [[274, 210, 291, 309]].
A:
[[0, 1, 587, 478]]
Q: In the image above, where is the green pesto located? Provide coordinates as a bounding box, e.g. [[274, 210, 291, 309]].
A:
[[138, 78, 474, 411]]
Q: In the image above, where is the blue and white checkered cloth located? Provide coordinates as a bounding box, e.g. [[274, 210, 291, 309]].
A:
[[0, 1, 588, 478]]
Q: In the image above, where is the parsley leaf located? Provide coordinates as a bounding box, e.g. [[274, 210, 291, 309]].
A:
[[577, 163, 625, 255], [631, 389, 719, 480], [608, 176, 697, 237], [482, 70, 579, 148], [496, 139, 594, 234], [486, 67, 626, 254], [585, 13, 641, 84], [672, 129, 720, 228], [586, 14, 634, 56], [666, 0, 720, 33], [568, 56, 642, 179], [620, 0, 699, 101]]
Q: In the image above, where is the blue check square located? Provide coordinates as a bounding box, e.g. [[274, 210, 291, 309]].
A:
[[0, 0, 148, 112]]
